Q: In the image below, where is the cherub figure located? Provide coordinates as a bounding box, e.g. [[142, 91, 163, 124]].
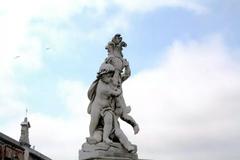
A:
[[88, 63, 121, 142], [87, 63, 137, 152]]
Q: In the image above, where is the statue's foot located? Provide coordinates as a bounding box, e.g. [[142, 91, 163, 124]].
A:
[[103, 138, 120, 148], [103, 138, 113, 145], [133, 124, 140, 135], [86, 137, 98, 144], [126, 145, 136, 153]]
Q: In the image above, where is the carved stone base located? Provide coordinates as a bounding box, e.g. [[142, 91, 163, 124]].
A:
[[79, 142, 138, 160]]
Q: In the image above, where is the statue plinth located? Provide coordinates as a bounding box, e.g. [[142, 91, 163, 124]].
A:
[[79, 142, 138, 160]]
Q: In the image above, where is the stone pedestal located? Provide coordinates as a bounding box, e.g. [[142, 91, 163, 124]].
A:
[[79, 142, 138, 160]]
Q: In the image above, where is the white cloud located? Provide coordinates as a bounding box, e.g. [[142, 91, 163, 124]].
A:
[[122, 35, 240, 159], [0, 2, 43, 121], [86, 12, 130, 41], [28, 113, 89, 160], [113, 0, 208, 14], [0, 0, 108, 20], [57, 80, 88, 116], [0, 0, 110, 121]]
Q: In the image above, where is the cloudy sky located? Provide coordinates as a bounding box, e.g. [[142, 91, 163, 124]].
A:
[[0, 0, 240, 159]]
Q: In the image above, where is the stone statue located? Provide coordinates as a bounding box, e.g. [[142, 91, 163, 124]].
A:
[[19, 117, 31, 147], [79, 34, 139, 160], [104, 34, 139, 134]]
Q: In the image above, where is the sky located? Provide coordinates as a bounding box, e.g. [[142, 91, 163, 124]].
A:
[[0, 0, 240, 159]]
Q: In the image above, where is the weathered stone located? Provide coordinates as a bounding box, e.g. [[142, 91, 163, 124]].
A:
[[79, 34, 140, 160], [19, 117, 31, 147], [79, 142, 138, 160]]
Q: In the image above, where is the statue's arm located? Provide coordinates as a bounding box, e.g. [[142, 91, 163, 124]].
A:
[[121, 59, 131, 82], [107, 57, 122, 86], [109, 86, 122, 97]]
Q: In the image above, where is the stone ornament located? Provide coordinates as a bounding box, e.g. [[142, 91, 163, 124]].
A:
[[19, 117, 31, 147]]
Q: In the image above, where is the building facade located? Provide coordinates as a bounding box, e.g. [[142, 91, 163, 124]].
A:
[[0, 117, 51, 160], [0, 132, 24, 160]]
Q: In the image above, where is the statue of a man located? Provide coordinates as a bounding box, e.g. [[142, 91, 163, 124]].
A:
[[19, 117, 31, 147], [104, 34, 139, 134]]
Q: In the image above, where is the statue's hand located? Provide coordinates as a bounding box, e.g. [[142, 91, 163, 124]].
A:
[[120, 41, 127, 47], [123, 59, 129, 67], [133, 124, 140, 135]]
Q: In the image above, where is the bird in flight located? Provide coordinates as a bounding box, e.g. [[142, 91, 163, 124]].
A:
[[14, 56, 21, 59]]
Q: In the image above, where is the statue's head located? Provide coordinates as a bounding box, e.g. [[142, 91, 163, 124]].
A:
[[105, 42, 115, 54], [112, 34, 122, 45], [97, 63, 115, 83], [105, 34, 127, 57]]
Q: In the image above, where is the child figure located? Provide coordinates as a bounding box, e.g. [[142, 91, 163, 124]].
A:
[[87, 63, 137, 152], [88, 63, 121, 141]]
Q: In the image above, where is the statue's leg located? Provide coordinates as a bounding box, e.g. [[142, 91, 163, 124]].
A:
[[120, 114, 139, 134], [93, 130, 103, 143], [103, 112, 113, 144], [116, 94, 127, 109], [116, 95, 140, 134], [87, 127, 103, 144], [115, 128, 135, 152], [89, 107, 101, 137]]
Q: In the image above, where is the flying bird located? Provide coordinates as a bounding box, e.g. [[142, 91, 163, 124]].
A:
[[14, 56, 20, 59]]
